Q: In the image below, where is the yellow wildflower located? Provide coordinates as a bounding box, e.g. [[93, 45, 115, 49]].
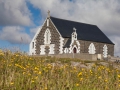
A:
[[98, 76, 102, 79], [35, 67, 39, 70], [28, 73, 31, 76], [31, 80, 35, 83], [80, 78, 83, 81], [105, 79, 108, 82], [76, 83, 79, 86], [23, 72, 25, 75], [118, 75, 120, 78], [90, 70, 93, 74], [78, 72, 82, 77], [38, 71, 42, 74], [10, 82, 14, 85], [44, 87, 47, 90]]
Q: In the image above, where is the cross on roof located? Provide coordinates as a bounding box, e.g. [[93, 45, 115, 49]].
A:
[[47, 10, 50, 18]]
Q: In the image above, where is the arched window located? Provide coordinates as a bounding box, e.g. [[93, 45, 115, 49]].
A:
[[44, 29, 51, 44], [32, 42, 34, 48], [88, 43, 96, 54], [103, 45, 108, 58], [64, 48, 69, 53]]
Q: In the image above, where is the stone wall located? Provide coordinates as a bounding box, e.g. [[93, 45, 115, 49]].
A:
[[50, 53, 98, 61], [35, 18, 61, 55], [78, 40, 114, 56]]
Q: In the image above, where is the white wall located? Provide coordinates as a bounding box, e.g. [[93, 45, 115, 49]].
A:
[[29, 27, 41, 55], [29, 40, 36, 55]]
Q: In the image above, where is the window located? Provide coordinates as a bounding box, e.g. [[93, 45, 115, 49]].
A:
[[75, 35, 77, 39], [46, 31, 49, 43], [44, 29, 51, 44], [32, 42, 34, 48], [88, 43, 96, 54], [64, 48, 69, 53]]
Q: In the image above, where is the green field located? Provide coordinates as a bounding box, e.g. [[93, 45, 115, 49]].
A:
[[0, 50, 120, 90]]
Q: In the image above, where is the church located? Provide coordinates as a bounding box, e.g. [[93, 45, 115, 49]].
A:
[[29, 11, 114, 58]]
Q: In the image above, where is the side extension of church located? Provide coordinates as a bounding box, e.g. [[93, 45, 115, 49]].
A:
[[29, 12, 114, 58]]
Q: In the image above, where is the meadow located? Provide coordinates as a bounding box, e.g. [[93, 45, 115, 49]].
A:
[[0, 50, 120, 90]]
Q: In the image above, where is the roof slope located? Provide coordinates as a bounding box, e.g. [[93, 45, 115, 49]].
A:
[[63, 38, 71, 48], [50, 16, 114, 44]]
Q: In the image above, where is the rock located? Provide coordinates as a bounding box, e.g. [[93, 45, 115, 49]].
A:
[[99, 62, 109, 67], [79, 64, 88, 69], [86, 63, 95, 69], [70, 61, 81, 67], [70, 61, 91, 69]]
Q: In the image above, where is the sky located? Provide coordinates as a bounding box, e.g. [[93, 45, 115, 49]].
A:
[[0, 0, 120, 56]]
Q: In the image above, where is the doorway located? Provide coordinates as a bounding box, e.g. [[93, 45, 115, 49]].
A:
[[73, 47, 77, 53]]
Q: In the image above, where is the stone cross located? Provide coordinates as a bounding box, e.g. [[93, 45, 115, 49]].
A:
[[47, 10, 50, 17]]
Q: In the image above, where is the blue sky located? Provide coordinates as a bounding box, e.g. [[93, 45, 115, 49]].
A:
[[0, 0, 120, 56]]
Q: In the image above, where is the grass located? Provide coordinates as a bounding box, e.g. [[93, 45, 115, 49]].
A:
[[0, 50, 120, 90]]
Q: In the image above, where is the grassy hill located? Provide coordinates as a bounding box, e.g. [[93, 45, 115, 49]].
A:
[[0, 50, 120, 90]]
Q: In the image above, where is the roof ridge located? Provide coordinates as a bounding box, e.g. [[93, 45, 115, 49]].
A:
[[50, 16, 96, 26]]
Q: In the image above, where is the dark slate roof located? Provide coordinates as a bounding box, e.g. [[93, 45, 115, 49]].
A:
[[63, 38, 71, 48], [50, 16, 114, 44]]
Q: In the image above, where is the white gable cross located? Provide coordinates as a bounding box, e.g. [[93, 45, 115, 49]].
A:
[[47, 10, 50, 18]]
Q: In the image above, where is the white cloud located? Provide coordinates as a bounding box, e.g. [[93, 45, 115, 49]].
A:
[[0, 26, 31, 44], [109, 36, 120, 57], [29, 0, 120, 56], [0, 0, 33, 26], [30, 26, 41, 39], [30, 26, 40, 35]]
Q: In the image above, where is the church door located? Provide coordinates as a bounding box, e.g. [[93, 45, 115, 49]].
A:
[[73, 47, 77, 53]]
